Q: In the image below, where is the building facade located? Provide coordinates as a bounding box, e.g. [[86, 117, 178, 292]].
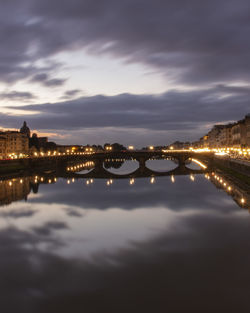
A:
[[0, 131, 29, 159], [196, 114, 250, 149], [246, 114, 250, 147], [231, 120, 247, 147]]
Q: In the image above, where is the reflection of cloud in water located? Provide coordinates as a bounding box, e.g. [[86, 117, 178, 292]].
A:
[[0, 192, 245, 261], [28, 175, 238, 213], [1, 207, 250, 312], [0, 200, 187, 259], [104, 160, 139, 175], [0, 174, 248, 312], [146, 159, 177, 172], [27, 193, 43, 199]]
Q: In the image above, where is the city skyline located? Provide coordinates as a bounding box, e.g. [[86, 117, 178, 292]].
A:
[[0, 0, 250, 146]]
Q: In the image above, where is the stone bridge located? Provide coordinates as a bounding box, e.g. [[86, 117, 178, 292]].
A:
[[56, 151, 213, 179], [0, 150, 214, 175]]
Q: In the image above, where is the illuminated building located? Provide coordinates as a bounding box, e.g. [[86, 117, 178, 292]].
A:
[[0, 131, 29, 159]]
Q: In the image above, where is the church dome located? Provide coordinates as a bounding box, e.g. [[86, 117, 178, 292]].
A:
[[20, 121, 31, 138]]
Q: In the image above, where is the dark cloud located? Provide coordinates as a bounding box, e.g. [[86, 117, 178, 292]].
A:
[[0, 91, 36, 101], [30, 73, 66, 87], [61, 89, 81, 99], [64, 89, 81, 97], [32, 221, 69, 236], [0, 209, 37, 219], [43, 78, 66, 87], [1, 86, 248, 144], [31, 73, 49, 82], [0, 1, 249, 144], [0, 0, 250, 86]]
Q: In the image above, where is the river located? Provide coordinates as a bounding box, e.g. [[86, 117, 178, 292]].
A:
[[0, 159, 250, 312]]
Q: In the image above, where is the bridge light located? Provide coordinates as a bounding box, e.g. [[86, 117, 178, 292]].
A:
[[128, 146, 134, 150], [149, 146, 154, 150], [191, 158, 207, 169]]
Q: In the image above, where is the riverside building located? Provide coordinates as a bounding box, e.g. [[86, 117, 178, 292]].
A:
[[0, 121, 30, 159]]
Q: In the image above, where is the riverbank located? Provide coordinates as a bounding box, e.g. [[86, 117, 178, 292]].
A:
[[213, 156, 250, 178], [210, 156, 250, 209]]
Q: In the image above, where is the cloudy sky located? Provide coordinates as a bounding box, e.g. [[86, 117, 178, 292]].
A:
[[0, 0, 249, 146]]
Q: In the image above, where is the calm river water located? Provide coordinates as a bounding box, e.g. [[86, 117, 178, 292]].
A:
[[0, 160, 250, 312]]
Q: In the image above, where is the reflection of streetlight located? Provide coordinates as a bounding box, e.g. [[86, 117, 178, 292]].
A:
[[129, 178, 135, 185], [190, 174, 195, 181]]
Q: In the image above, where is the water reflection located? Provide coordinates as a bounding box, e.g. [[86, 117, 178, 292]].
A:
[[104, 159, 138, 174], [0, 161, 250, 312], [0, 165, 249, 210]]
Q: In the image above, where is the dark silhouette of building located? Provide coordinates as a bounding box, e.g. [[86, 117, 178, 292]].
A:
[[20, 121, 31, 138]]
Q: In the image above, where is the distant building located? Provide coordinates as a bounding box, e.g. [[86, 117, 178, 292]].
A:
[[29, 133, 48, 150], [217, 124, 233, 147], [0, 131, 29, 159], [20, 121, 31, 138], [169, 141, 190, 149], [245, 114, 250, 146], [232, 120, 247, 147], [0, 136, 7, 158], [206, 125, 225, 148], [195, 114, 250, 149]]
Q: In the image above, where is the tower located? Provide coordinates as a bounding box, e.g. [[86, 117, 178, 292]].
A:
[[20, 121, 31, 138]]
